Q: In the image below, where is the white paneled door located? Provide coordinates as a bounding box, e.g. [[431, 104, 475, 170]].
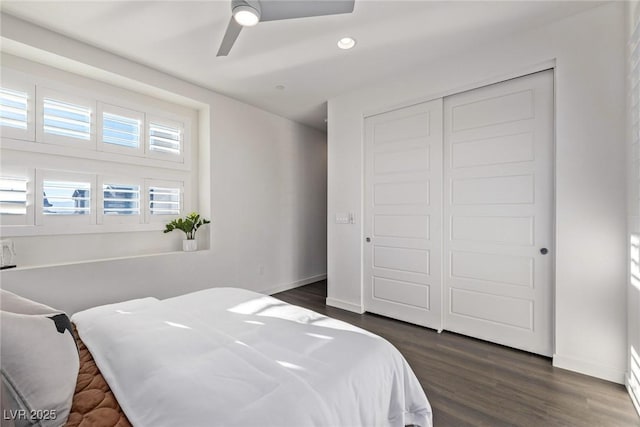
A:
[[364, 99, 443, 329], [443, 70, 554, 356]]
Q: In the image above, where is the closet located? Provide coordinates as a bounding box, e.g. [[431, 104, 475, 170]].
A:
[[363, 70, 554, 356]]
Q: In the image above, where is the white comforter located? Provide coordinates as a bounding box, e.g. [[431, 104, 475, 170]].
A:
[[72, 288, 432, 427]]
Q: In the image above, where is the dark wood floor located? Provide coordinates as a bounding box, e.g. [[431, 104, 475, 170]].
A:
[[274, 281, 639, 427]]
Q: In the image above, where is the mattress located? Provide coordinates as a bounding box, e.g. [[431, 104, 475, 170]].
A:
[[68, 288, 432, 427], [65, 325, 131, 427]]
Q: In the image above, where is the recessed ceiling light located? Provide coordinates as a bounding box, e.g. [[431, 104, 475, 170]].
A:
[[337, 37, 356, 50]]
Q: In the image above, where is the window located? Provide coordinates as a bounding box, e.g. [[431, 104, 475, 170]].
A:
[[149, 122, 180, 154], [4, 81, 191, 165], [36, 170, 95, 226], [148, 118, 183, 161], [42, 180, 91, 216], [43, 98, 91, 140], [99, 103, 144, 156], [0, 88, 29, 130], [103, 113, 140, 148], [0, 177, 28, 216], [149, 184, 181, 216], [0, 167, 34, 226], [1, 67, 195, 238], [36, 87, 95, 148], [98, 177, 143, 225], [146, 179, 183, 223], [103, 184, 140, 216], [0, 71, 35, 141]]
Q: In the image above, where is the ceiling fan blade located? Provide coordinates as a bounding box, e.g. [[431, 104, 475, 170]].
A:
[[259, 0, 355, 22], [217, 17, 243, 57]]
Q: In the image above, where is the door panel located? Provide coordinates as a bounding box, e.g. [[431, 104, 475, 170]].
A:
[[374, 246, 430, 274], [374, 214, 430, 238], [451, 132, 534, 168], [443, 70, 554, 356], [450, 251, 533, 288], [450, 89, 534, 132], [374, 181, 430, 205], [373, 277, 430, 309], [364, 99, 443, 329], [451, 174, 534, 205], [451, 216, 534, 245], [450, 288, 533, 329]]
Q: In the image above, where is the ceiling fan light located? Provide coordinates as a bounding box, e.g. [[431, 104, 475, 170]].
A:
[[233, 5, 260, 27]]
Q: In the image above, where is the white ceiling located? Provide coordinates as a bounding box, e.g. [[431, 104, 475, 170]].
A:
[[0, 1, 601, 130]]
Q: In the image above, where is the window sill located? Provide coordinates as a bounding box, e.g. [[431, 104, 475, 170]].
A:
[[0, 222, 168, 237], [0, 249, 210, 272]]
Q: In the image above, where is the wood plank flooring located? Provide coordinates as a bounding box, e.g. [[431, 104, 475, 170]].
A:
[[273, 281, 639, 427]]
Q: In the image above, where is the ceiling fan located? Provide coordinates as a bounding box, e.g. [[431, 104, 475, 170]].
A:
[[217, 0, 356, 56]]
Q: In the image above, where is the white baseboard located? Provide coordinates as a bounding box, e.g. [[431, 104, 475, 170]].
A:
[[553, 353, 625, 384], [263, 274, 327, 296], [326, 297, 364, 314]]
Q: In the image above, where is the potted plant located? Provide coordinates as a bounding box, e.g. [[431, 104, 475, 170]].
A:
[[163, 212, 210, 252]]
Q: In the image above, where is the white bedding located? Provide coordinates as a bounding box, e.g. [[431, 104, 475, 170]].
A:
[[72, 287, 432, 427]]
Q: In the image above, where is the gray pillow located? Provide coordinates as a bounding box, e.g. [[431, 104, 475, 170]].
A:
[[0, 291, 59, 315], [0, 290, 79, 427]]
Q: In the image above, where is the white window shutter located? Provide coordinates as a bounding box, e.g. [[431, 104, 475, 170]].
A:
[[42, 180, 91, 216], [147, 117, 184, 162], [0, 88, 29, 131], [0, 177, 28, 215], [103, 112, 141, 149], [149, 185, 181, 215], [103, 184, 141, 216], [43, 98, 92, 141]]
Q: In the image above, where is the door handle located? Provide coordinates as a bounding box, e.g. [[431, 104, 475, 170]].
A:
[[540, 248, 548, 255]]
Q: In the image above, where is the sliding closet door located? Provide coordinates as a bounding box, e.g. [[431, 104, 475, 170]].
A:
[[443, 70, 554, 356], [363, 99, 443, 329]]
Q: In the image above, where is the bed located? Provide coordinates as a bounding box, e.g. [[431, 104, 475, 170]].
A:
[[1, 287, 432, 427]]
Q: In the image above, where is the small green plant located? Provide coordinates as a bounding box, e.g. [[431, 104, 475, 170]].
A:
[[163, 212, 210, 240]]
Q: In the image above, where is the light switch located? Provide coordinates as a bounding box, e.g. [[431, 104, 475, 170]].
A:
[[335, 212, 350, 224], [335, 212, 355, 224]]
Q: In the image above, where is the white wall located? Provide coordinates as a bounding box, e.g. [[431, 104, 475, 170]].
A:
[[327, 3, 627, 383], [0, 14, 327, 314], [627, 0, 640, 413]]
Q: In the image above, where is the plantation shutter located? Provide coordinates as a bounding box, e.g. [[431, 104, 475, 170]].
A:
[[43, 98, 91, 140], [149, 122, 181, 155], [0, 88, 29, 130]]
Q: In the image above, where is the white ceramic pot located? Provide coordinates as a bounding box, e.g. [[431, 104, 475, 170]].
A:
[[183, 239, 197, 252]]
